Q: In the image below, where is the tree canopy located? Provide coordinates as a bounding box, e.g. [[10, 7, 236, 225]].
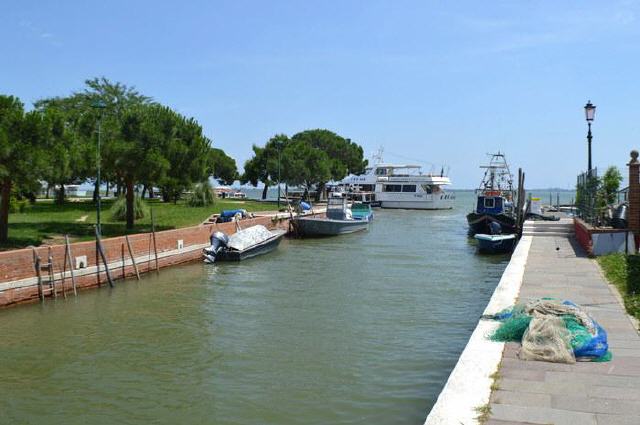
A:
[[0, 77, 238, 240], [242, 129, 367, 200], [209, 148, 239, 185], [0, 96, 48, 241]]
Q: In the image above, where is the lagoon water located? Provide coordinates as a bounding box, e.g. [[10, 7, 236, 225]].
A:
[[0, 191, 574, 424]]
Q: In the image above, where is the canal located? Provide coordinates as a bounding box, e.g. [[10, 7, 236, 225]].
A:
[[1, 195, 510, 424]]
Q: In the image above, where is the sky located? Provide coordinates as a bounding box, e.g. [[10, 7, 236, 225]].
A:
[[2, 0, 640, 189]]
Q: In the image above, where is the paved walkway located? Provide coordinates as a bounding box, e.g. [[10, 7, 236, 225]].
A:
[[488, 236, 640, 425]]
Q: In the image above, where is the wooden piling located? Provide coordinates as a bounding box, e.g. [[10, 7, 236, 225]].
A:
[[65, 235, 78, 296], [121, 244, 125, 279], [95, 227, 115, 287], [61, 242, 68, 299], [151, 209, 159, 273], [48, 247, 56, 299], [125, 235, 141, 280], [32, 248, 44, 302]]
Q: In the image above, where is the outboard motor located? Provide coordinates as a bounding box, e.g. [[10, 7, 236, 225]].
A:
[[203, 231, 229, 263], [489, 221, 502, 235]]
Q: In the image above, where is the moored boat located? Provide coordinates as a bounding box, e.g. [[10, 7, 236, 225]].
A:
[[350, 202, 374, 221], [293, 197, 370, 236], [474, 233, 517, 254], [203, 225, 286, 263], [338, 150, 455, 210], [466, 153, 517, 236]]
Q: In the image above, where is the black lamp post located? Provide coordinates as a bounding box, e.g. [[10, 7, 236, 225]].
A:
[[92, 100, 107, 235], [584, 100, 596, 176]]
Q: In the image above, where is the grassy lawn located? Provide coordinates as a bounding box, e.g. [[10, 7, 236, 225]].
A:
[[597, 253, 640, 323], [2, 198, 279, 251]]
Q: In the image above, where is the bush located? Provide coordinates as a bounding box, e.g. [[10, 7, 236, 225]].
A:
[[187, 181, 215, 207], [9, 197, 30, 213], [109, 195, 149, 221]]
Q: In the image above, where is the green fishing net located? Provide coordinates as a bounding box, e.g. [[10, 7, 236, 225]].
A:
[[562, 316, 592, 350], [489, 305, 532, 342]]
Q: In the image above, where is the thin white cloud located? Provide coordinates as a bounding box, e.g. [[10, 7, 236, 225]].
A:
[[19, 20, 61, 47]]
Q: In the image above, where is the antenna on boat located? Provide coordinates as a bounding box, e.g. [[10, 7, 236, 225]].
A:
[[371, 147, 384, 165]]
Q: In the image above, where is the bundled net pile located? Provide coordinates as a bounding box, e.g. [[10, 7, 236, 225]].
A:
[[489, 299, 611, 363]]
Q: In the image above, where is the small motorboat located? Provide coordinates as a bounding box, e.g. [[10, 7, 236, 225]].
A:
[[474, 233, 517, 254], [203, 225, 286, 263], [474, 221, 517, 254], [350, 202, 374, 221], [293, 197, 370, 236]]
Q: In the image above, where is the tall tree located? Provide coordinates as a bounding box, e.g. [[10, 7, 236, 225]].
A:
[[35, 77, 154, 202], [241, 134, 290, 199], [116, 105, 171, 227], [0, 96, 47, 242], [288, 129, 367, 200], [241, 145, 272, 200], [208, 148, 239, 185], [40, 108, 90, 204], [281, 139, 331, 193], [157, 114, 211, 203]]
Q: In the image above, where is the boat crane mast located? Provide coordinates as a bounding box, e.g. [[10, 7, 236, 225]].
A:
[[478, 152, 514, 195]]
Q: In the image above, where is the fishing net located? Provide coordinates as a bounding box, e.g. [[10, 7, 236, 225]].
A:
[[487, 299, 611, 363], [519, 314, 575, 364], [489, 306, 532, 342]]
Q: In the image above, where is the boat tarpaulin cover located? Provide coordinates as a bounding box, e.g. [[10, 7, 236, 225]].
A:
[[227, 225, 273, 251], [220, 209, 247, 218]]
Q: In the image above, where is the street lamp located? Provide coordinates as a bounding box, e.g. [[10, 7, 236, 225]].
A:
[[92, 100, 107, 235], [584, 100, 596, 176]]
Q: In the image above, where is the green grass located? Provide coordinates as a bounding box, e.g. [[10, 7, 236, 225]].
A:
[[2, 197, 279, 250], [598, 253, 640, 323]]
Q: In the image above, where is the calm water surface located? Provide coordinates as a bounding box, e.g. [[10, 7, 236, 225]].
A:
[[1, 194, 510, 425]]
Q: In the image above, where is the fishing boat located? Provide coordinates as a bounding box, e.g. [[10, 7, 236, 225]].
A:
[[466, 153, 517, 236], [202, 225, 286, 263], [293, 197, 370, 236]]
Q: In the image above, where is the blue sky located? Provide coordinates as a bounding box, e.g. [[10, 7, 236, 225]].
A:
[[2, 0, 640, 188]]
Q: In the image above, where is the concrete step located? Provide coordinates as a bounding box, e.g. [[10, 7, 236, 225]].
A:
[[522, 231, 575, 237], [523, 227, 573, 233], [524, 222, 574, 228]]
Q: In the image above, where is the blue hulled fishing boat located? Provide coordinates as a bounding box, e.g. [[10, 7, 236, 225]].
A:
[[466, 153, 517, 236]]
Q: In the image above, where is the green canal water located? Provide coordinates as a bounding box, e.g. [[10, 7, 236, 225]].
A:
[[0, 193, 524, 425]]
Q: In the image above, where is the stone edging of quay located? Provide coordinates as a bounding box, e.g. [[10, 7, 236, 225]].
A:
[[424, 235, 533, 425]]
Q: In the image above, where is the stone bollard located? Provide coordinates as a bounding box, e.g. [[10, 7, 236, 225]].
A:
[[628, 150, 640, 249]]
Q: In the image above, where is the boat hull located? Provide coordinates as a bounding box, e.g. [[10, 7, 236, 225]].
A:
[[466, 213, 517, 236], [214, 230, 286, 262], [293, 217, 369, 236], [474, 234, 517, 254]]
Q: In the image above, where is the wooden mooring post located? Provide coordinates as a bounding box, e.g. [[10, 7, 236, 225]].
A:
[[95, 226, 115, 287], [151, 208, 159, 273], [64, 235, 78, 296], [125, 235, 141, 280]]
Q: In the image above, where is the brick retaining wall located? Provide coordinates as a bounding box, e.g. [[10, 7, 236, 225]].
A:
[[0, 215, 288, 307]]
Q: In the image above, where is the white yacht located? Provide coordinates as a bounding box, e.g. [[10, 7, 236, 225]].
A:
[[339, 158, 455, 210]]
